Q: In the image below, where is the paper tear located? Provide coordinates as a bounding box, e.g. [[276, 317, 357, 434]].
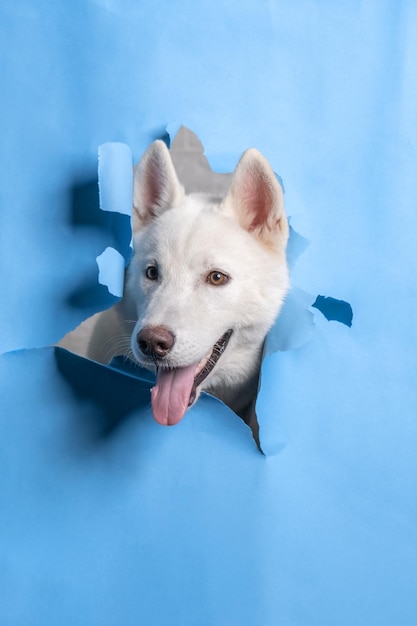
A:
[[96, 247, 125, 297], [312, 295, 353, 327], [60, 126, 354, 454]]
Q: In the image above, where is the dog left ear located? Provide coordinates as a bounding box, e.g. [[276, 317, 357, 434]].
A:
[[132, 140, 184, 232], [223, 149, 288, 247]]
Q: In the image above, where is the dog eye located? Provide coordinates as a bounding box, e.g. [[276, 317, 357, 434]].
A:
[[207, 271, 229, 286], [145, 264, 158, 280]]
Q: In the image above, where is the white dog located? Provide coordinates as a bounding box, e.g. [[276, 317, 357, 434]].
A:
[[88, 140, 289, 432]]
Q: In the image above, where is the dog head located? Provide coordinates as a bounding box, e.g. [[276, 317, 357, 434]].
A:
[[126, 140, 289, 425]]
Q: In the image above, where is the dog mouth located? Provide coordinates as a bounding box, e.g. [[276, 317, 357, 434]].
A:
[[188, 329, 233, 406], [150, 329, 233, 426]]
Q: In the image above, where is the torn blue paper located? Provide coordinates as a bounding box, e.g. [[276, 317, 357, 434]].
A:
[[92, 131, 350, 392], [92, 124, 351, 456]]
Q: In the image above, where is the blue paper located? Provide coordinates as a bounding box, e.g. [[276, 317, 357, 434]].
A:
[[1, 1, 417, 625]]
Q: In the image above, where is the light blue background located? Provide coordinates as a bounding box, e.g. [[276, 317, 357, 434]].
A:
[[1, 1, 417, 624]]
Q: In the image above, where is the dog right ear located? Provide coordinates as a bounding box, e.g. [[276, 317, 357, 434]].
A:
[[132, 140, 184, 231], [223, 148, 288, 249]]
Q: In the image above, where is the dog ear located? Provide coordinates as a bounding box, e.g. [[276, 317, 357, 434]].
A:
[[133, 140, 184, 231], [224, 149, 288, 247]]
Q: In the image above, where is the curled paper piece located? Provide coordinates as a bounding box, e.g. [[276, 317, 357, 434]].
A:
[[98, 143, 133, 216], [96, 247, 125, 297]]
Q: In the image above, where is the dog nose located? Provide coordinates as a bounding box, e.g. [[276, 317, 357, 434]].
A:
[[137, 325, 175, 358]]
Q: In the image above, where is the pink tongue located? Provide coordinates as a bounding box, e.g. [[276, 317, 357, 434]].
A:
[[151, 363, 198, 426]]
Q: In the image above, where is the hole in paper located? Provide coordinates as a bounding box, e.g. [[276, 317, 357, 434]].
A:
[[59, 126, 353, 453]]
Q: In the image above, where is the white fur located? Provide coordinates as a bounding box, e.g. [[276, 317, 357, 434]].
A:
[[88, 140, 289, 421]]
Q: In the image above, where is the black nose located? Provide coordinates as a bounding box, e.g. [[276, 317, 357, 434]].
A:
[[137, 325, 175, 359]]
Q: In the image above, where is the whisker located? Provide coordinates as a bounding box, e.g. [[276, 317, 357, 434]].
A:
[[100, 333, 133, 362]]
